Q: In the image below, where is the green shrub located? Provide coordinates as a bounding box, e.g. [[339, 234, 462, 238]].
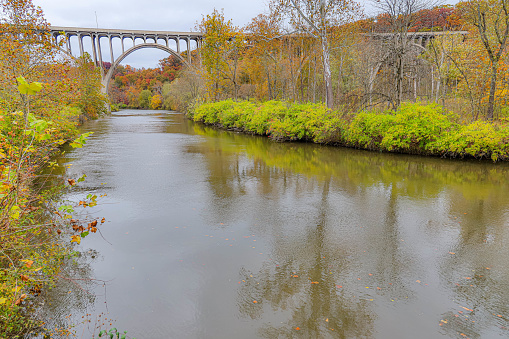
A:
[[432, 121, 509, 161], [345, 111, 396, 149], [191, 100, 509, 161], [381, 103, 458, 152]]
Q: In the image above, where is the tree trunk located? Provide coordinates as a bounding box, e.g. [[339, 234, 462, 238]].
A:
[[395, 55, 403, 109], [321, 35, 333, 109], [487, 65, 497, 121]]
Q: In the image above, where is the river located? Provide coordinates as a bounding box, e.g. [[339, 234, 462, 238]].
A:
[[40, 109, 509, 338]]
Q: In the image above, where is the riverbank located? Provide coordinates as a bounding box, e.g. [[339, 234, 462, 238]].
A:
[[189, 100, 509, 162], [0, 102, 100, 337]]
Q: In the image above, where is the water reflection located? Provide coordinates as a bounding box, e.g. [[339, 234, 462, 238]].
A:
[[188, 121, 509, 338], [46, 111, 509, 338]]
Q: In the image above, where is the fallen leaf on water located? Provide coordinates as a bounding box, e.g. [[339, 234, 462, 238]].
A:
[[336, 285, 342, 288], [67, 179, 75, 186], [295, 327, 300, 331], [416, 280, 421, 283], [292, 275, 299, 278], [325, 318, 329, 322], [71, 235, 81, 244], [449, 252, 456, 255], [101, 218, 105, 223], [253, 300, 258, 304], [461, 307, 473, 312], [311, 281, 319, 284]]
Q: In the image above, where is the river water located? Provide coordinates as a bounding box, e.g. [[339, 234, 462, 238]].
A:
[[42, 109, 509, 338]]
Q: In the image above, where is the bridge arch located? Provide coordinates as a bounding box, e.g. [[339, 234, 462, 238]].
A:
[[102, 43, 193, 95]]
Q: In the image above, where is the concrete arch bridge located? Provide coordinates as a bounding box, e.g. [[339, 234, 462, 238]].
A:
[[49, 26, 203, 94]]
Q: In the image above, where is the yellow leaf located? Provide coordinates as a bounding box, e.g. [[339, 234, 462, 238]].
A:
[[71, 235, 81, 244], [0, 298, 7, 304], [23, 260, 34, 268]]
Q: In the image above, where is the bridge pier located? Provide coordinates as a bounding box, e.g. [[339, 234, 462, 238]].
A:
[[78, 34, 84, 57], [109, 35, 114, 64], [48, 26, 203, 95], [91, 35, 98, 66]]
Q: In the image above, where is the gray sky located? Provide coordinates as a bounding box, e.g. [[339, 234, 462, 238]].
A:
[[32, 0, 459, 69], [33, 0, 269, 68]]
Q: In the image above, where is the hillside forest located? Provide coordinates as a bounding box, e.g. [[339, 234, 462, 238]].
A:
[[108, 0, 509, 123]]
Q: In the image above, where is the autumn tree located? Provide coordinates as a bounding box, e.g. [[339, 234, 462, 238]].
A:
[[245, 13, 286, 100], [150, 94, 162, 109], [75, 53, 108, 119], [461, 0, 509, 120], [0, 0, 70, 113], [198, 9, 245, 101], [139, 89, 152, 109]]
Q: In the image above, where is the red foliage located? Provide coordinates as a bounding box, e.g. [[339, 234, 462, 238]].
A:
[[108, 55, 183, 105]]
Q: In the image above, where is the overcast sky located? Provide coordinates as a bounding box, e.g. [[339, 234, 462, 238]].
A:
[[32, 0, 272, 68], [31, 0, 458, 68]]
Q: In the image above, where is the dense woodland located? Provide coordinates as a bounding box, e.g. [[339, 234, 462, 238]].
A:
[[110, 0, 509, 123]]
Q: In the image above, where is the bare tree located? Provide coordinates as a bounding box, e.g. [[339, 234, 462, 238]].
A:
[[272, 0, 361, 108], [371, 0, 440, 109]]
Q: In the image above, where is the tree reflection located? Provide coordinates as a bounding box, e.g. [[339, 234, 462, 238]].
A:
[[188, 121, 509, 337], [236, 177, 375, 338]]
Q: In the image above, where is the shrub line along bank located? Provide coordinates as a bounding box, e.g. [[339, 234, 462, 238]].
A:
[[189, 100, 509, 162]]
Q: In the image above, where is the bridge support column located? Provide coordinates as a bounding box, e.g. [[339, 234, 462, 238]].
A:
[[97, 35, 104, 76], [176, 37, 180, 54], [78, 34, 84, 57], [186, 37, 191, 64], [66, 34, 72, 54], [92, 35, 99, 66], [109, 35, 114, 64]]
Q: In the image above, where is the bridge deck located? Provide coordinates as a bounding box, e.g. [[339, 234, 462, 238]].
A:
[[49, 26, 203, 37]]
